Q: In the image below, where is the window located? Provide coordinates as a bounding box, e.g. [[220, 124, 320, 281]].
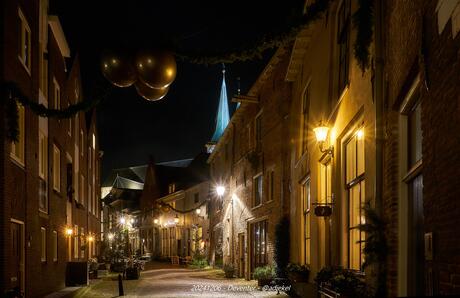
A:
[[53, 78, 60, 110], [268, 170, 274, 202], [53, 144, 61, 192], [345, 126, 365, 270], [92, 133, 96, 149], [52, 231, 58, 262], [74, 225, 79, 259], [88, 184, 92, 213], [80, 228, 85, 258], [253, 174, 263, 207], [302, 178, 311, 265], [301, 83, 310, 154], [68, 104, 72, 136], [41, 227, 46, 262], [194, 193, 199, 203], [80, 130, 84, 156], [11, 103, 25, 165], [39, 133, 47, 179], [80, 175, 85, 205], [168, 183, 176, 194], [337, 0, 351, 95], [400, 78, 424, 295], [251, 220, 267, 272], [18, 8, 31, 72], [255, 113, 262, 150]]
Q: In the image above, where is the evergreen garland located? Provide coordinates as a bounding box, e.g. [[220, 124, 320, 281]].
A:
[[1, 81, 113, 142], [2, 0, 375, 142], [353, 0, 375, 73]]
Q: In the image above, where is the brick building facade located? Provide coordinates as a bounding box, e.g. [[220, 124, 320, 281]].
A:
[[208, 48, 292, 279], [0, 0, 101, 296], [384, 0, 460, 296]]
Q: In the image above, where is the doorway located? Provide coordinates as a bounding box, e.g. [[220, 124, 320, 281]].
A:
[[10, 219, 25, 294], [238, 233, 245, 277]]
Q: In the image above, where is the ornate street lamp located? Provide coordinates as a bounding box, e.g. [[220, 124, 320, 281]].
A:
[[216, 185, 225, 197], [313, 122, 333, 156]]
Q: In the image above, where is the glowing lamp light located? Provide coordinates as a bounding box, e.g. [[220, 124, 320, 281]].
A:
[[196, 208, 201, 215], [313, 125, 330, 143], [119, 217, 126, 224], [154, 218, 159, 224], [88, 236, 94, 242], [356, 129, 364, 140], [216, 185, 225, 197], [174, 214, 180, 224], [130, 218, 134, 224], [65, 228, 73, 236], [108, 233, 114, 240]]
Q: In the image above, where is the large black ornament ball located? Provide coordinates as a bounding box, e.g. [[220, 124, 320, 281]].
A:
[[101, 51, 137, 87]]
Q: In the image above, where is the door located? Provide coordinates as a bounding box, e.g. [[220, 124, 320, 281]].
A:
[[409, 174, 424, 295], [10, 221, 24, 294], [238, 233, 245, 277]]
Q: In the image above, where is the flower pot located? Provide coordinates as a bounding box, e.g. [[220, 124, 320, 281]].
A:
[[288, 271, 309, 283], [224, 269, 235, 278], [125, 267, 140, 280]]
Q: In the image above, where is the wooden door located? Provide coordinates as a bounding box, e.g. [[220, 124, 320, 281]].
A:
[[10, 222, 24, 293], [238, 233, 245, 277]]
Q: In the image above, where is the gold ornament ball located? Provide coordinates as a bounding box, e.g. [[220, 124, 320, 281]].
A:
[[101, 52, 136, 87], [135, 50, 177, 89], [135, 80, 169, 101]]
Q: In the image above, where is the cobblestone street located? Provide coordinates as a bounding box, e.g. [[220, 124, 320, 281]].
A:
[[71, 263, 289, 298]]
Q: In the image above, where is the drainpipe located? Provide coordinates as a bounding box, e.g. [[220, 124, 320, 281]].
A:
[[374, 0, 384, 215]]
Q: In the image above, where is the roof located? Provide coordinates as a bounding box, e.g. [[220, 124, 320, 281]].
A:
[[102, 165, 148, 187], [210, 69, 230, 143], [48, 16, 71, 58], [104, 187, 143, 211]]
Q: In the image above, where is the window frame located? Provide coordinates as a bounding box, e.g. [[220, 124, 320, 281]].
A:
[[302, 177, 311, 265], [337, 0, 351, 96], [52, 144, 61, 192], [301, 81, 311, 154], [41, 227, 47, 262], [253, 173, 263, 207], [10, 103, 26, 167], [344, 125, 366, 271], [52, 230, 58, 262], [254, 112, 262, 151], [53, 77, 61, 110], [18, 7, 32, 74]]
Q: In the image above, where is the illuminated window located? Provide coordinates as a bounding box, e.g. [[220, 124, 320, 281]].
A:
[[80, 175, 85, 205], [337, 0, 351, 96], [74, 225, 79, 259], [18, 8, 31, 72], [80, 228, 85, 258], [11, 103, 25, 165], [345, 126, 365, 270], [302, 178, 311, 265], [41, 227, 46, 262], [251, 220, 267, 271], [52, 231, 58, 262], [253, 174, 263, 207], [53, 144, 61, 192]]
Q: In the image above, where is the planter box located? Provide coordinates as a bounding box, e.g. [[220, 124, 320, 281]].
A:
[[126, 267, 140, 280], [258, 278, 272, 287]]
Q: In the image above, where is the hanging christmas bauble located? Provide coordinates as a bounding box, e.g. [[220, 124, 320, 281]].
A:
[[135, 50, 177, 89], [135, 80, 169, 101], [161, 205, 171, 212], [101, 51, 137, 88]]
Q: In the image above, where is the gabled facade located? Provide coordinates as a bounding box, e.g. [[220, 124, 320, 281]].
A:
[[207, 47, 292, 278], [0, 1, 101, 296]]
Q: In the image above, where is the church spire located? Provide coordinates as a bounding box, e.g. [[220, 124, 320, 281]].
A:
[[206, 64, 230, 153]]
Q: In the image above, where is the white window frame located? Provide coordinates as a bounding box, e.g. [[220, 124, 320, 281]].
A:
[[41, 227, 47, 262], [10, 103, 26, 167], [18, 7, 31, 74], [52, 230, 58, 262], [53, 144, 61, 192]]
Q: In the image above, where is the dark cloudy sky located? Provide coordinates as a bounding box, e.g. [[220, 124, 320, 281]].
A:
[[54, 1, 303, 180]]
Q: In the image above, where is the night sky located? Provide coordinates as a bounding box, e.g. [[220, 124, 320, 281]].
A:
[[54, 1, 303, 180]]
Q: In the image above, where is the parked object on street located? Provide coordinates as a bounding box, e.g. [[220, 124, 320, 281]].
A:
[[223, 264, 235, 278]]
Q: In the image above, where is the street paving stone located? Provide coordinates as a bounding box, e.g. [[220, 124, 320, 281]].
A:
[[71, 264, 289, 298]]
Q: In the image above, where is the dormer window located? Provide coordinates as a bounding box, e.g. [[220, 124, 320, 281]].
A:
[[168, 183, 176, 194]]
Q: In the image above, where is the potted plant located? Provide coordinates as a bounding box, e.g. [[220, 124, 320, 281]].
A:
[[286, 263, 310, 283], [253, 265, 275, 287], [125, 266, 140, 280], [223, 264, 235, 278], [88, 258, 99, 279]]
